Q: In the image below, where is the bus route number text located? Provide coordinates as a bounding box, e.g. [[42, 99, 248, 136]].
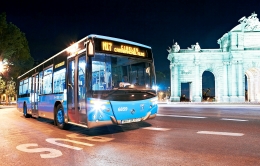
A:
[[102, 41, 145, 57]]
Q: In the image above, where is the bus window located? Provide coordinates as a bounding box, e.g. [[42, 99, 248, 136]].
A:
[[129, 62, 148, 86], [28, 77, 32, 93], [53, 68, 66, 93], [78, 56, 86, 115], [43, 66, 53, 94], [23, 78, 28, 94], [78, 56, 86, 100], [68, 60, 75, 110], [19, 80, 23, 95], [92, 54, 112, 90], [112, 58, 153, 88], [39, 71, 43, 94], [92, 54, 154, 90]]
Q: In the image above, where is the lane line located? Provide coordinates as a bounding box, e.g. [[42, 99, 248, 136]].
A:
[[142, 127, 171, 131], [157, 114, 207, 119], [197, 131, 244, 136], [220, 118, 248, 122]]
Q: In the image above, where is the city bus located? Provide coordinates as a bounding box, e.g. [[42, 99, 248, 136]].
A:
[[17, 34, 158, 129]]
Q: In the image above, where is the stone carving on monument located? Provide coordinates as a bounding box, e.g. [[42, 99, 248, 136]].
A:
[[218, 12, 260, 51], [187, 42, 201, 52], [167, 40, 180, 53], [238, 12, 260, 31], [194, 42, 201, 52]]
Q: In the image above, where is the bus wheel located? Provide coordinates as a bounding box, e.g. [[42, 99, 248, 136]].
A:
[[23, 103, 30, 118], [55, 104, 66, 129]]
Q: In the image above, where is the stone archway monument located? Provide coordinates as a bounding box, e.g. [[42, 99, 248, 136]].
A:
[[167, 12, 260, 102]]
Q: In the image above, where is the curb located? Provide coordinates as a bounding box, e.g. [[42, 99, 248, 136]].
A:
[[158, 102, 260, 105]]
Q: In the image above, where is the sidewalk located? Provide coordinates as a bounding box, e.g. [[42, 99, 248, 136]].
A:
[[0, 103, 16, 108], [158, 101, 260, 106]]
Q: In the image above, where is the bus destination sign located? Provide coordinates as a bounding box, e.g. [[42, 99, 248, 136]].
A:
[[101, 41, 146, 57]]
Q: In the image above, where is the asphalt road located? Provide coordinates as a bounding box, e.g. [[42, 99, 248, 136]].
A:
[[1, 104, 260, 166]]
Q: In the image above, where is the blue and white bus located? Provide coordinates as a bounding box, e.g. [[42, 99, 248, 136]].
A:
[[17, 34, 158, 129]]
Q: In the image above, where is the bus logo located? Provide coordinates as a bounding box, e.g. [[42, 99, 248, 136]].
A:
[[118, 107, 128, 112], [140, 104, 144, 110]]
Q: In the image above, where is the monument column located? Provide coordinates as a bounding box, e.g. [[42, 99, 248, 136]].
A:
[[170, 62, 180, 102], [230, 61, 237, 102], [237, 60, 244, 102], [193, 61, 201, 102], [255, 76, 259, 102], [227, 61, 233, 101], [247, 77, 254, 102], [189, 82, 192, 102], [222, 62, 229, 102], [248, 77, 255, 102]]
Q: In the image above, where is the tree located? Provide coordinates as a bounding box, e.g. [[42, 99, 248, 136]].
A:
[[0, 12, 34, 103], [0, 76, 6, 98], [156, 71, 165, 84], [0, 12, 34, 80], [5, 78, 16, 103], [155, 71, 166, 90]]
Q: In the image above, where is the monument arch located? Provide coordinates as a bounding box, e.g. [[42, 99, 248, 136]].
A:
[[202, 71, 215, 101], [167, 12, 260, 102]]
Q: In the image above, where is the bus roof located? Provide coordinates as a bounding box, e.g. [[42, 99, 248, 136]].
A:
[[88, 34, 151, 49], [18, 34, 151, 79]]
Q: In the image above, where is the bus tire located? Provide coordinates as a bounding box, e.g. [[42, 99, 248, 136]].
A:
[[23, 102, 30, 118], [55, 104, 66, 129]]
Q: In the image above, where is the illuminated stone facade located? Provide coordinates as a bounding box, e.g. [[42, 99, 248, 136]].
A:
[[167, 12, 260, 102]]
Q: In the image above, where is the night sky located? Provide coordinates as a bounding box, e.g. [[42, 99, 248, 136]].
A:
[[1, 0, 260, 72]]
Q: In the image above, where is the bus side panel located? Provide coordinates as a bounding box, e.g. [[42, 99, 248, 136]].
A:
[[38, 94, 65, 120], [17, 97, 31, 114]]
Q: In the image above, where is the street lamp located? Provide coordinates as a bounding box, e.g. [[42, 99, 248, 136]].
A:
[[0, 61, 4, 73], [0, 59, 8, 74]]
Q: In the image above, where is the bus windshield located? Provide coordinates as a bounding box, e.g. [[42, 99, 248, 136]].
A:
[[92, 53, 155, 91]]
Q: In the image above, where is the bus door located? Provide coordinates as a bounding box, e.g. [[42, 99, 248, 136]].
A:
[[77, 55, 87, 124], [31, 74, 39, 117], [68, 58, 78, 123], [67, 55, 87, 124]]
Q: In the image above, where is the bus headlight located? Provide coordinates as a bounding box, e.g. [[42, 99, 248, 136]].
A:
[[89, 99, 111, 121], [93, 103, 106, 110], [90, 99, 110, 112]]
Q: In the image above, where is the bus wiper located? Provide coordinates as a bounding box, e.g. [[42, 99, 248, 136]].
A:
[[103, 88, 120, 98], [141, 91, 156, 96]]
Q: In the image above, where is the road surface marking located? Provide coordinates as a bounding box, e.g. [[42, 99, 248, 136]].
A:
[[46, 138, 94, 150], [157, 114, 207, 119], [143, 127, 171, 131], [66, 133, 114, 142], [220, 118, 248, 122], [197, 131, 244, 136], [16, 144, 62, 158]]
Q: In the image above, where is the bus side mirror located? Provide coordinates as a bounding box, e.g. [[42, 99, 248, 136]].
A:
[[85, 40, 95, 57]]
